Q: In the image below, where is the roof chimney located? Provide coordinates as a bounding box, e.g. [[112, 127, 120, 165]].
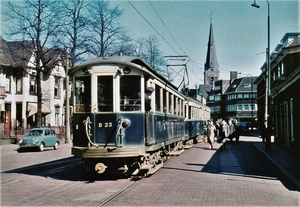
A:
[[230, 71, 238, 82]]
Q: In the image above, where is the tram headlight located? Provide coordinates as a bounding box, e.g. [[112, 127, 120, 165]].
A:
[[123, 67, 131, 74], [81, 68, 89, 75], [121, 119, 131, 128]]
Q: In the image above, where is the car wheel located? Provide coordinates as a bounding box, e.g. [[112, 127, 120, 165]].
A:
[[39, 143, 44, 152], [53, 142, 59, 150]]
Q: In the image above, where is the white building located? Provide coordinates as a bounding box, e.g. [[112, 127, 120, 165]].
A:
[[0, 36, 67, 137]]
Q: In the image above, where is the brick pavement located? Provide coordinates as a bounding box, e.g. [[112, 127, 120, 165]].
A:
[[253, 141, 300, 191], [247, 130, 300, 191], [105, 137, 300, 206]]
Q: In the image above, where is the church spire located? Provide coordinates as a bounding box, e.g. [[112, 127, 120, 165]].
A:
[[204, 13, 220, 85]]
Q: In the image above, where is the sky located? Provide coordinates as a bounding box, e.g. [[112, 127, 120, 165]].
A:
[[109, 0, 299, 87], [1, 0, 299, 88]]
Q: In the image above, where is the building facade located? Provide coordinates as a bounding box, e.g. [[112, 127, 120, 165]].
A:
[[207, 73, 257, 127], [256, 33, 300, 153], [0, 36, 67, 138]]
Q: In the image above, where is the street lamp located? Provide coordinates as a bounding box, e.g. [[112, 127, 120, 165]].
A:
[[251, 0, 271, 150], [246, 74, 254, 131]]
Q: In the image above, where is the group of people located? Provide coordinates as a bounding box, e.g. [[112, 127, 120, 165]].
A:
[[205, 119, 241, 149]]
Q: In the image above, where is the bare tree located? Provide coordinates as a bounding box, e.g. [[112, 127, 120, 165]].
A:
[[111, 33, 136, 57], [2, 0, 64, 127], [58, 0, 91, 67], [140, 35, 166, 76], [87, 0, 124, 57]]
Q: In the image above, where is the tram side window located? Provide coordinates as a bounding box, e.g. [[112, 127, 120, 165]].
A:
[[98, 76, 113, 112], [175, 97, 178, 115], [75, 77, 91, 112], [120, 76, 141, 111], [169, 93, 173, 114], [163, 89, 167, 113], [155, 85, 161, 112]]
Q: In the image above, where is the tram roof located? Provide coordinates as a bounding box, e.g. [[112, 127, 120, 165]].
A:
[[70, 56, 179, 91]]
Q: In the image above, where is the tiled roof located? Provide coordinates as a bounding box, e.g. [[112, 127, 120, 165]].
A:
[[0, 36, 63, 72], [7, 40, 34, 68], [225, 77, 257, 93]]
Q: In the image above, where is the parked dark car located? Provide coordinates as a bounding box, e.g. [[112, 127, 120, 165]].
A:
[[239, 122, 248, 131], [18, 128, 60, 152]]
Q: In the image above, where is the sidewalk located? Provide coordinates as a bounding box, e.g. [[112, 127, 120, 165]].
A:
[[251, 134, 300, 191]]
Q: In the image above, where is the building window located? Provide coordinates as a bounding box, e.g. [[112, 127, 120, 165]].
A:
[[226, 104, 237, 112], [281, 61, 284, 75], [5, 77, 11, 93], [244, 105, 249, 111], [55, 105, 60, 126], [210, 77, 214, 84], [0, 86, 5, 96], [251, 104, 256, 111], [16, 77, 22, 93], [237, 105, 243, 111], [16, 103, 22, 128], [228, 94, 236, 100], [215, 86, 221, 90], [29, 74, 37, 94], [237, 94, 243, 99], [215, 95, 221, 101], [215, 105, 220, 112], [243, 84, 251, 88], [54, 76, 61, 98]]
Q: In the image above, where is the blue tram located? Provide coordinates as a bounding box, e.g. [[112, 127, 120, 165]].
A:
[[69, 56, 210, 177]]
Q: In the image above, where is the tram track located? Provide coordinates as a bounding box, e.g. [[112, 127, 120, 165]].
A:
[[97, 179, 136, 207]]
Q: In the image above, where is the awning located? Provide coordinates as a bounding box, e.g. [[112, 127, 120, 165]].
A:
[[27, 103, 52, 117]]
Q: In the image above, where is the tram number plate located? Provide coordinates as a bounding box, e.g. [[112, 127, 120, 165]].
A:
[[98, 122, 113, 128]]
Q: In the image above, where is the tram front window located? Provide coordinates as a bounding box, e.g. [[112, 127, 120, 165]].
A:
[[120, 76, 141, 111], [98, 76, 113, 112], [75, 77, 91, 112]]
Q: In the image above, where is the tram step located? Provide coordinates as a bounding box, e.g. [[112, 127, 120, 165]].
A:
[[146, 162, 163, 175], [184, 145, 193, 149], [168, 149, 184, 156]]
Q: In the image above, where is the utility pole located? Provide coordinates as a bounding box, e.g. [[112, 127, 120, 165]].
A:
[[65, 48, 70, 143]]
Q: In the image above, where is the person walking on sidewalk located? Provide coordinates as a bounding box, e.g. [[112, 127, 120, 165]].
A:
[[206, 120, 215, 149], [220, 119, 229, 142], [228, 119, 236, 142]]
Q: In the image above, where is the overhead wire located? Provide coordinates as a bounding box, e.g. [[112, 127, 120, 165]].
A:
[[147, 1, 206, 87], [127, 0, 179, 55], [148, 0, 186, 56], [127, 0, 205, 87]]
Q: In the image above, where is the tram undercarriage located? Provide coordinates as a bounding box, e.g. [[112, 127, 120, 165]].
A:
[[79, 140, 190, 178]]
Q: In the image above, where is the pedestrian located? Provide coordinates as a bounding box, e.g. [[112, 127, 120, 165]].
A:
[[214, 120, 221, 141], [220, 119, 229, 142], [206, 120, 215, 149], [260, 121, 267, 142], [228, 119, 236, 142], [233, 120, 241, 142]]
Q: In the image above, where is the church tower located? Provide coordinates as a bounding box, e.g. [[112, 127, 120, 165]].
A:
[[204, 17, 220, 86]]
